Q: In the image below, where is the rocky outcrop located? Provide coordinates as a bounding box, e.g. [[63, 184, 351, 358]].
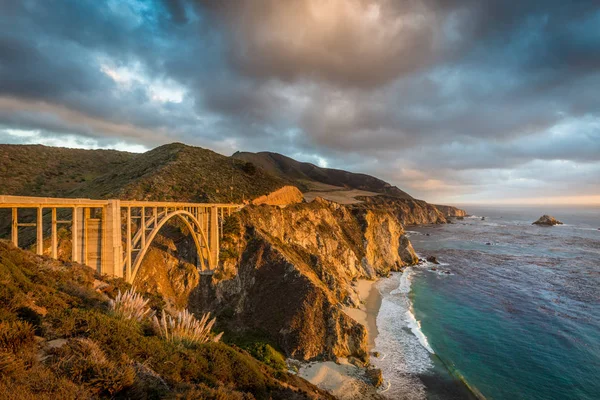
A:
[[426, 256, 440, 265], [135, 220, 205, 309], [209, 198, 419, 362], [366, 368, 384, 387], [533, 215, 563, 226], [433, 204, 468, 218], [252, 185, 304, 206], [353, 196, 460, 225]]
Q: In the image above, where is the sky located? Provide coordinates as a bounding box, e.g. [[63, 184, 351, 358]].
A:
[[0, 1, 599, 205]]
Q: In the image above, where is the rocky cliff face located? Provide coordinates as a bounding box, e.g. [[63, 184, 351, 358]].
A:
[[353, 196, 466, 225], [135, 233, 199, 309], [202, 198, 419, 362], [433, 204, 468, 218]]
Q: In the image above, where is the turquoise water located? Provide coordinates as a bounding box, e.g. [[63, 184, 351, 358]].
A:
[[409, 206, 600, 400]]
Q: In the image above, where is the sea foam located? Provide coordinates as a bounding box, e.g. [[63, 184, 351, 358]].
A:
[[372, 268, 434, 399], [406, 308, 435, 354]]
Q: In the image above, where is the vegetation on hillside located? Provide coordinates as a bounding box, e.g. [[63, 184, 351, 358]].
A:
[[74, 143, 291, 202], [0, 143, 414, 204], [232, 151, 413, 199], [0, 143, 291, 203], [0, 144, 135, 197], [0, 240, 332, 399]]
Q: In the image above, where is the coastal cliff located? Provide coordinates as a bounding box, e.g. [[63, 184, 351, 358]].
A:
[[433, 204, 468, 218], [131, 196, 425, 363], [353, 196, 465, 225], [134, 195, 467, 364], [196, 198, 418, 361]]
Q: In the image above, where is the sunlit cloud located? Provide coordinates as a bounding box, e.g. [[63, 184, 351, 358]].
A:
[[100, 61, 185, 103]]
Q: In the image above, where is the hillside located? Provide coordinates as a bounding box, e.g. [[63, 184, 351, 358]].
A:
[[0, 144, 135, 197], [74, 143, 290, 202], [232, 151, 413, 199], [0, 240, 333, 399], [0, 143, 416, 204], [0, 143, 290, 203]]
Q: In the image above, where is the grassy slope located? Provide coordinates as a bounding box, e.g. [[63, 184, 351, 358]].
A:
[[0, 143, 290, 203], [0, 240, 332, 399], [76, 143, 290, 202], [0, 143, 414, 203], [232, 151, 413, 199], [0, 144, 135, 197]]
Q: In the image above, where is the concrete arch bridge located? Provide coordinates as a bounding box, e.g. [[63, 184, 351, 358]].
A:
[[0, 196, 241, 283]]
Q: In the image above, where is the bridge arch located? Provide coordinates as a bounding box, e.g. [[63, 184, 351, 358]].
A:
[[129, 209, 213, 283]]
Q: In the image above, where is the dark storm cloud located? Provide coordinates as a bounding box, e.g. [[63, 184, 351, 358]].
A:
[[0, 0, 598, 202]]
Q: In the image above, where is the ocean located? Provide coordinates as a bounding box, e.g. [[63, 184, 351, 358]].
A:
[[372, 205, 600, 400]]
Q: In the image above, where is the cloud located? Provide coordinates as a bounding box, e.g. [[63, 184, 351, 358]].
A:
[[197, 0, 448, 88], [0, 0, 598, 203]]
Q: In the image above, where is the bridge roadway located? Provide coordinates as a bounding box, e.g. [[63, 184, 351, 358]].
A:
[[0, 195, 241, 283]]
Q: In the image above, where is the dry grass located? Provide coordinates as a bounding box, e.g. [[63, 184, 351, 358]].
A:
[[108, 287, 155, 323], [153, 309, 223, 346], [0, 320, 35, 353], [51, 338, 135, 396]]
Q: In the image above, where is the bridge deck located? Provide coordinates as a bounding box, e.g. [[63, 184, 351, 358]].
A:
[[0, 195, 240, 209]]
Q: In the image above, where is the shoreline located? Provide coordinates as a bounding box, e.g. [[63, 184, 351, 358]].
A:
[[343, 279, 382, 350], [298, 272, 478, 400], [297, 279, 384, 399]]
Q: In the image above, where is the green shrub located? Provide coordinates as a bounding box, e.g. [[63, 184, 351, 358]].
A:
[[219, 247, 239, 263], [194, 342, 268, 394], [248, 343, 287, 371], [222, 215, 241, 236], [51, 309, 146, 358]]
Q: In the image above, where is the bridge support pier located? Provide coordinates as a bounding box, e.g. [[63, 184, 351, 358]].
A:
[[210, 206, 219, 270], [51, 208, 57, 259], [102, 200, 123, 278], [72, 207, 80, 263], [11, 208, 18, 247], [36, 207, 43, 255]]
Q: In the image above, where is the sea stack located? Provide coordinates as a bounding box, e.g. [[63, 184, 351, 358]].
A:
[[532, 215, 563, 226]]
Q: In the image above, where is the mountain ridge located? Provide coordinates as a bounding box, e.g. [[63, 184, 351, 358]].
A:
[[232, 150, 413, 199]]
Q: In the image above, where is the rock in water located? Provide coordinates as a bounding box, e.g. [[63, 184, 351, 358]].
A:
[[427, 256, 440, 264], [366, 368, 383, 387], [532, 215, 563, 226]]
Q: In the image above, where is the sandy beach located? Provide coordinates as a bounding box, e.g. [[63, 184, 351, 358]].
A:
[[343, 279, 382, 349], [298, 279, 384, 399]]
